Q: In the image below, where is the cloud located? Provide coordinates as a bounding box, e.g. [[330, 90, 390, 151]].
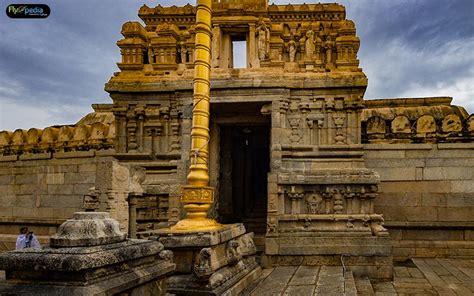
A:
[[341, 0, 474, 111], [0, 0, 472, 131]]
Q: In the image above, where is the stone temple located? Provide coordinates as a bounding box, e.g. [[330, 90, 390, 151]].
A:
[[0, 0, 473, 295]]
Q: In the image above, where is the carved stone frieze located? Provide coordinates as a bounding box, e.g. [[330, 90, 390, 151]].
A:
[[278, 169, 380, 185], [362, 98, 473, 143], [279, 183, 379, 216]]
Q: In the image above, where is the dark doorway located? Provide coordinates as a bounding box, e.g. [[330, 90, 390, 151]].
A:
[[218, 125, 269, 234]]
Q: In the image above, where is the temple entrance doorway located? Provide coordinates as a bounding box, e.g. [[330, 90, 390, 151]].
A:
[[218, 124, 270, 240]]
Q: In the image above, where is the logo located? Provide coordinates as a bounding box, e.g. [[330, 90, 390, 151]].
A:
[[6, 4, 50, 18]]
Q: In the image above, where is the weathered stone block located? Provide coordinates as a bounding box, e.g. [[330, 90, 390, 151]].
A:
[[401, 229, 464, 241], [14, 173, 38, 184], [451, 180, 474, 193], [364, 150, 406, 159], [425, 158, 474, 167], [73, 183, 95, 195], [0, 185, 15, 195], [439, 207, 474, 221], [380, 181, 451, 194], [423, 167, 473, 180], [0, 175, 13, 185], [40, 194, 83, 208], [48, 184, 74, 195], [366, 158, 426, 168], [18, 184, 46, 195], [0, 207, 13, 217], [0, 195, 14, 207], [46, 172, 64, 184], [78, 163, 96, 172], [14, 195, 36, 208], [445, 194, 468, 206], [403, 207, 438, 222], [64, 172, 95, 184], [376, 193, 422, 207], [421, 193, 446, 206]]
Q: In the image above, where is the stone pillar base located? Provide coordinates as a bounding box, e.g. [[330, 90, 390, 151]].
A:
[[155, 223, 262, 295], [264, 236, 393, 280]]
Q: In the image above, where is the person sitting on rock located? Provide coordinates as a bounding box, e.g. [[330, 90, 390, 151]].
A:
[[15, 227, 40, 249]]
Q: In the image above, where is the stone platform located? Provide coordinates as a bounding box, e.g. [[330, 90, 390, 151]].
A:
[[241, 258, 474, 295], [0, 212, 175, 296]]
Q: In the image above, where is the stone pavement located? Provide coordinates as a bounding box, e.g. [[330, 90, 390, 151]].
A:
[[240, 258, 474, 295]]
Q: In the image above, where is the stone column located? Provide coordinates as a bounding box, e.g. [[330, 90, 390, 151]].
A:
[[127, 193, 140, 239], [248, 23, 256, 68]]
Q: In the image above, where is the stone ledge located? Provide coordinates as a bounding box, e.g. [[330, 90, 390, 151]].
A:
[[266, 236, 392, 256], [54, 150, 95, 159], [0, 155, 18, 162], [156, 223, 246, 248], [437, 143, 474, 149], [95, 148, 116, 156], [0, 259, 174, 296], [364, 144, 433, 150], [385, 221, 474, 229], [364, 97, 452, 108], [0, 217, 65, 226], [0, 239, 163, 272], [18, 152, 52, 161]]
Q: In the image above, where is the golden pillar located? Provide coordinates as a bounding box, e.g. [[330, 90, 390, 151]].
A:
[[170, 0, 222, 231]]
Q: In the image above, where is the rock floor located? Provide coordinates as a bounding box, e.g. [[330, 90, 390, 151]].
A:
[[240, 258, 474, 295]]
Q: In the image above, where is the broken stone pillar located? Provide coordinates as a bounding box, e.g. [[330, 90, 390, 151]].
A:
[[155, 223, 261, 295], [0, 212, 175, 295]]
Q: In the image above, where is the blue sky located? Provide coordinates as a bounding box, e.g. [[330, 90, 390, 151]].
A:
[[0, 0, 473, 130]]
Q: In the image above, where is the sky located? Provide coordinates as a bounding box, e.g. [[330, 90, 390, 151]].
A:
[[0, 0, 473, 130]]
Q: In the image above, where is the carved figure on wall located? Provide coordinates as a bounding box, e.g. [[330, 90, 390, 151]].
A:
[[306, 193, 323, 214], [441, 114, 462, 133], [304, 29, 315, 59], [179, 41, 187, 64], [324, 35, 335, 67], [194, 247, 213, 278], [147, 43, 154, 64], [391, 116, 411, 134], [366, 117, 386, 134], [467, 115, 474, 133], [256, 20, 270, 61], [287, 38, 297, 62], [288, 116, 302, 143], [416, 115, 436, 134], [129, 166, 146, 195], [267, 216, 278, 234], [226, 240, 241, 265]]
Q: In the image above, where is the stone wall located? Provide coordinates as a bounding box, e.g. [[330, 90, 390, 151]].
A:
[[0, 151, 126, 251], [361, 98, 474, 261], [365, 143, 474, 261]]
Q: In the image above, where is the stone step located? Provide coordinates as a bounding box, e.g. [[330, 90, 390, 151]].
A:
[[315, 266, 345, 295], [344, 271, 358, 296], [354, 276, 374, 296]]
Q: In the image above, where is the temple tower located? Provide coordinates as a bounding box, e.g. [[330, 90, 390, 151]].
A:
[[106, 0, 392, 279]]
